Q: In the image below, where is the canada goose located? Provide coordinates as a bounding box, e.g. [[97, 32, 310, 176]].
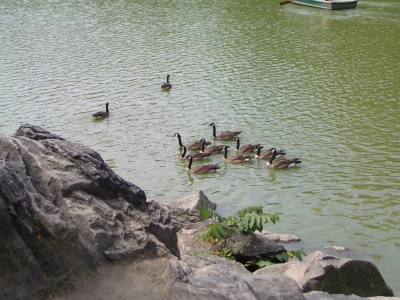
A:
[[180, 146, 212, 160], [208, 123, 241, 140], [173, 133, 211, 150], [266, 148, 301, 169], [254, 145, 286, 159], [222, 145, 253, 163], [92, 103, 109, 118], [161, 75, 172, 89], [200, 139, 227, 154], [234, 137, 260, 153], [186, 155, 220, 173]]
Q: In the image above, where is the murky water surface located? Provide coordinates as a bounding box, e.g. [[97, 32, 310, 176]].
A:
[[1, 0, 399, 295]]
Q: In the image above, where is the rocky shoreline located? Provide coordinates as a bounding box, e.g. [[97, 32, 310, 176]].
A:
[[0, 125, 397, 299]]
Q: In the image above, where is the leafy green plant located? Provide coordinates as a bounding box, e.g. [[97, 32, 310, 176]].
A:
[[198, 205, 281, 245], [275, 249, 307, 262], [245, 255, 275, 268], [244, 249, 307, 271], [196, 205, 306, 270]]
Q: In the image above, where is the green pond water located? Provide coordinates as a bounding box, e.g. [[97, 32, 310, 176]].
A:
[[1, 0, 399, 295]]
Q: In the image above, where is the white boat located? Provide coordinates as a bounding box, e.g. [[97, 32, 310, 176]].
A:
[[280, 0, 358, 10]]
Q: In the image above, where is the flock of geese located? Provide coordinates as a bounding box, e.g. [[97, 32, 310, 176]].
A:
[[175, 123, 302, 173], [91, 75, 302, 173]]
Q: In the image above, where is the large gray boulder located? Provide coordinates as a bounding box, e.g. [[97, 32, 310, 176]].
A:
[[0, 124, 179, 300], [255, 251, 394, 297], [162, 254, 306, 300]]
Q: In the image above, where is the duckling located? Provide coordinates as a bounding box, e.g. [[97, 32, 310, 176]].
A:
[[92, 103, 109, 118], [161, 75, 172, 89], [266, 148, 301, 169], [208, 123, 241, 140], [222, 145, 253, 163], [234, 137, 260, 153], [254, 145, 286, 159], [186, 156, 220, 173], [200, 139, 227, 155], [173, 133, 211, 150], [180, 146, 212, 160]]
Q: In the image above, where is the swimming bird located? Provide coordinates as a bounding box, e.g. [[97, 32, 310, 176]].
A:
[[161, 75, 172, 89], [180, 146, 212, 160], [200, 139, 227, 155], [208, 123, 241, 140], [173, 133, 211, 150], [234, 137, 260, 153], [254, 145, 286, 159], [92, 103, 109, 118], [266, 148, 301, 169], [186, 155, 220, 173], [222, 145, 253, 163]]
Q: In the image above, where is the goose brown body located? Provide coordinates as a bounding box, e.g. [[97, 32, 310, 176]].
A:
[[161, 75, 172, 89], [234, 137, 260, 153], [209, 123, 241, 140], [222, 145, 253, 163], [186, 156, 220, 173], [254, 145, 286, 159], [173, 133, 211, 150], [180, 146, 212, 160], [200, 139, 227, 154], [266, 148, 301, 168], [92, 103, 109, 118]]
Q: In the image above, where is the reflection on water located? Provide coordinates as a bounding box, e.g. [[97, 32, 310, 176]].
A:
[[1, 0, 400, 295]]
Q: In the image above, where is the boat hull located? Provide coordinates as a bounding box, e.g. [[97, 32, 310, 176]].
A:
[[292, 0, 358, 10]]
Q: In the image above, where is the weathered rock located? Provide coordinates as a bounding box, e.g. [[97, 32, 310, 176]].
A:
[[304, 291, 365, 299], [150, 191, 287, 260], [255, 251, 394, 297], [0, 124, 179, 300], [261, 230, 301, 243], [177, 218, 219, 255], [304, 292, 400, 300], [147, 190, 216, 232], [230, 232, 286, 260], [177, 217, 286, 259], [163, 254, 306, 300]]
